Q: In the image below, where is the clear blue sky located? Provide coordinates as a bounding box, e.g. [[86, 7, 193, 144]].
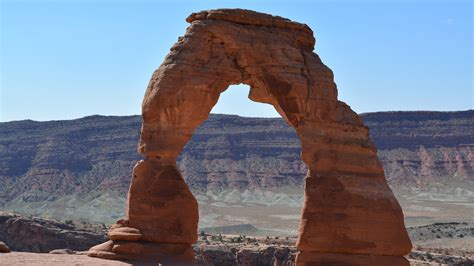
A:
[[1, 0, 472, 121]]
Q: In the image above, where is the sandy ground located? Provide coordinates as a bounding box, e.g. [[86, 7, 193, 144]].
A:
[[197, 185, 474, 232], [0, 252, 133, 266]]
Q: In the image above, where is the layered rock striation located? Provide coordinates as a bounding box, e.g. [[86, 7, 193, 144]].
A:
[[1, 111, 472, 212], [88, 8, 411, 265]]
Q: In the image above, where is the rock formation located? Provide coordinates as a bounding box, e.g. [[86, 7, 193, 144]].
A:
[[0, 212, 106, 253], [88, 8, 412, 264], [0, 241, 11, 253], [195, 245, 296, 266], [1, 111, 472, 223]]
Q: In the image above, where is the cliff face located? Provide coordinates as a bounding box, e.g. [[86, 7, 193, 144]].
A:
[[182, 111, 474, 191], [178, 115, 305, 193], [362, 111, 473, 186], [0, 111, 472, 223], [362, 111, 473, 150], [0, 116, 141, 205], [0, 212, 107, 252]]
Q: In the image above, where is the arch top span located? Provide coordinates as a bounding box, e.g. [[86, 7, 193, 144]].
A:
[[186, 8, 315, 46], [88, 9, 412, 265], [138, 8, 349, 159]]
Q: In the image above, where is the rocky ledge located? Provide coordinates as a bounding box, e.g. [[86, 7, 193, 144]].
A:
[[0, 212, 107, 252]]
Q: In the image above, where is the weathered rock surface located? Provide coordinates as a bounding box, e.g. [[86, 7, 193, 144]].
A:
[[86, 8, 411, 264], [88, 239, 197, 263], [0, 248, 472, 266], [195, 246, 236, 265], [4, 6, 471, 265], [0, 212, 106, 253], [0, 214, 472, 265], [0, 252, 132, 266], [296, 252, 410, 266], [126, 159, 198, 244], [0, 111, 472, 223], [236, 246, 295, 266], [365, 111, 474, 187], [194, 245, 296, 266], [108, 226, 142, 241], [0, 241, 11, 253], [0, 215, 472, 265], [48, 249, 75, 254]]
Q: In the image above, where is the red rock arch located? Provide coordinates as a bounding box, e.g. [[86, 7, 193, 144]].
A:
[[89, 9, 412, 265]]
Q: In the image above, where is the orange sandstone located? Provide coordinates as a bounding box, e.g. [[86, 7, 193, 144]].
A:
[[88, 8, 412, 265]]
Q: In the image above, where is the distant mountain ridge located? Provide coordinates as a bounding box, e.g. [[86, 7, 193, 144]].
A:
[[362, 111, 474, 149], [0, 110, 472, 223]]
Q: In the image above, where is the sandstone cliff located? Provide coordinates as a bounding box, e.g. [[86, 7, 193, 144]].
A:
[[0, 111, 472, 223]]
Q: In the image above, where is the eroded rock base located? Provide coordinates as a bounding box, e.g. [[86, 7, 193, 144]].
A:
[[87, 240, 196, 265], [298, 173, 411, 256], [125, 159, 199, 244], [296, 252, 409, 266]]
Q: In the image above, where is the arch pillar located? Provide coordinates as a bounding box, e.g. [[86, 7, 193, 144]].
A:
[[88, 9, 412, 265]]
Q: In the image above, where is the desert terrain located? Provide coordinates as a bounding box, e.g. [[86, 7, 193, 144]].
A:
[[1, 211, 473, 265], [0, 110, 473, 264]]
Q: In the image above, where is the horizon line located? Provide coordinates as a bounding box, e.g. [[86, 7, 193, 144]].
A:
[[1, 109, 473, 123]]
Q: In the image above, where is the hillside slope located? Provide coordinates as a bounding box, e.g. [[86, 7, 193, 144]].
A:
[[0, 111, 472, 228]]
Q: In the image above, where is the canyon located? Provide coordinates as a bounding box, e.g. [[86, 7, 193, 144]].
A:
[[0, 110, 472, 230]]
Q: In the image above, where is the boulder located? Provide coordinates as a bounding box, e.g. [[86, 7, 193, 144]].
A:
[[0, 241, 11, 253], [49, 249, 75, 254], [108, 227, 142, 241]]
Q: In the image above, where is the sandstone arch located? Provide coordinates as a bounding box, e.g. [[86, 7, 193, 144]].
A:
[[88, 9, 412, 265]]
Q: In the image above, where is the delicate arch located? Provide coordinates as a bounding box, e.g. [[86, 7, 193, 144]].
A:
[[89, 9, 412, 265]]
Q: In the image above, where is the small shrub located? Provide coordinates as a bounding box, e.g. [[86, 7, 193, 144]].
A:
[[231, 237, 242, 243], [426, 253, 433, 260]]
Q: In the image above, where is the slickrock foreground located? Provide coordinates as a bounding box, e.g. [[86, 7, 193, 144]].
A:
[[88, 8, 412, 265], [0, 253, 132, 266]]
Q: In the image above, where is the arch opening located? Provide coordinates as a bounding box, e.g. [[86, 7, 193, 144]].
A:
[[177, 84, 306, 235], [210, 84, 280, 118]]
